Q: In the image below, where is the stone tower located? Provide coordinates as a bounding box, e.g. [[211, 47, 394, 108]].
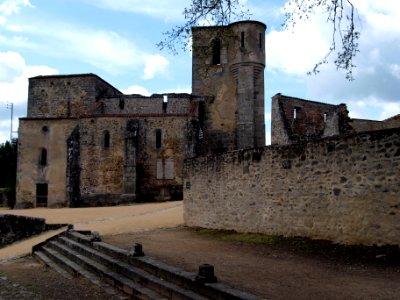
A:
[[192, 20, 266, 152]]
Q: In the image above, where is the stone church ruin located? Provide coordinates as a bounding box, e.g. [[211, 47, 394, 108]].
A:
[[16, 21, 267, 208]]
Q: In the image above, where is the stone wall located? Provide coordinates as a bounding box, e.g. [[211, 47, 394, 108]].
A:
[[28, 74, 121, 118], [16, 118, 78, 208], [0, 214, 45, 246], [184, 128, 400, 246]]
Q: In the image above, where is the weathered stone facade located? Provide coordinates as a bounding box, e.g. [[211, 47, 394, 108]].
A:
[[16, 21, 266, 207], [184, 128, 400, 246], [272, 93, 400, 145], [192, 21, 266, 153]]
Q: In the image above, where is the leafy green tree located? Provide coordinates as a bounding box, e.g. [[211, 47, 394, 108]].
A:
[[0, 139, 18, 208], [158, 0, 359, 80]]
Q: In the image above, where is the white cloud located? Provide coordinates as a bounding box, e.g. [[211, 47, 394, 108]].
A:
[[122, 85, 151, 96], [347, 97, 400, 121], [0, 51, 58, 104], [265, 11, 330, 75], [0, 0, 33, 16], [390, 64, 400, 79], [143, 54, 170, 80], [87, 0, 186, 21], [0, 21, 145, 75]]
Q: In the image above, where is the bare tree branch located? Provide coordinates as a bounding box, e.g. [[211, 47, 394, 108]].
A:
[[158, 0, 360, 80]]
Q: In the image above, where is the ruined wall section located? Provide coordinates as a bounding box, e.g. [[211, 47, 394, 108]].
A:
[[184, 128, 400, 246], [100, 94, 194, 115], [271, 94, 348, 145], [135, 116, 192, 200], [27, 74, 121, 118], [16, 118, 78, 207], [79, 117, 126, 205]]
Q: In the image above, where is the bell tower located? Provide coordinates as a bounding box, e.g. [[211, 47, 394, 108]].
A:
[[192, 20, 266, 152]]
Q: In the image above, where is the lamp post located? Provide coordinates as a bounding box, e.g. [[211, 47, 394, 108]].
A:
[[6, 102, 13, 141]]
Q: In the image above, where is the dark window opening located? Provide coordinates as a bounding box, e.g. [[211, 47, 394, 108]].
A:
[[104, 131, 110, 148], [41, 126, 49, 133], [156, 130, 162, 149], [211, 39, 221, 65], [259, 33, 262, 49], [241, 32, 245, 47], [36, 183, 48, 207], [40, 148, 47, 166]]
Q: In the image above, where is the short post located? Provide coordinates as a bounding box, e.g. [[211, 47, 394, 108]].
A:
[[130, 243, 144, 257], [195, 264, 218, 283]]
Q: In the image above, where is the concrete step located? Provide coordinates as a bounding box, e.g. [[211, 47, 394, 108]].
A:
[[46, 240, 167, 300], [34, 250, 72, 279], [33, 230, 261, 300], [40, 245, 120, 297], [53, 237, 206, 300]]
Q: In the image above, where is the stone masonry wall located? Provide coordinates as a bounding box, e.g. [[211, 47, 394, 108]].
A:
[[184, 128, 400, 246]]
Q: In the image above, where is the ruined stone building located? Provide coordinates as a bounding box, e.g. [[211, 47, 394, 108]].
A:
[[271, 93, 400, 145], [16, 20, 267, 208]]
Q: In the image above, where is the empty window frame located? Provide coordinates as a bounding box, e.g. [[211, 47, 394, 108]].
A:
[[104, 131, 110, 148], [211, 39, 221, 65], [156, 129, 162, 149], [40, 148, 47, 166], [259, 33, 262, 49], [241, 32, 245, 47]]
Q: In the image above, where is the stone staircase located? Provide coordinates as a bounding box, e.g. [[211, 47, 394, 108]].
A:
[[32, 229, 260, 300]]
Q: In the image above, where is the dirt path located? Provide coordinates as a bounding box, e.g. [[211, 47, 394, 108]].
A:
[[0, 201, 182, 262], [104, 227, 400, 300]]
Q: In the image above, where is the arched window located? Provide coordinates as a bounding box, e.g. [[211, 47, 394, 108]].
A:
[[40, 148, 47, 166], [156, 130, 162, 149], [104, 131, 110, 148], [211, 39, 221, 65]]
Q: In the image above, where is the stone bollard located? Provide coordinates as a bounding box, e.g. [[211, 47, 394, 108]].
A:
[[195, 264, 218, 283], [130, 243, 144, 257], [90, 231, 102, 242]]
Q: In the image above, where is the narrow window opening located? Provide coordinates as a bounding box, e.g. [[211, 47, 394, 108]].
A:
[[156, 130, 162, 149], [211, 39, 221, 65], [241, 32, 245, 47], [294, 107, 299, 119], [104, 131, 110, 148], [324, 112, 328, 122], [259, 33, 262, 49], [40, 148, 47, 166], [163, 95, 168, 113]]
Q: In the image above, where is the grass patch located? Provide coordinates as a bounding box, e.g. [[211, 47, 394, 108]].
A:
[[191, 227, 400, 266]]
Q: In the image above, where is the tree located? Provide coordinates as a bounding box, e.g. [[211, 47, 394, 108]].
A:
[[157, 0, 359, 80], [0, 139, 18, 208]]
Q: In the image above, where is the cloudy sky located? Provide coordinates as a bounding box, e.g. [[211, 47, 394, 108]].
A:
[[0, 0, 399, 144]]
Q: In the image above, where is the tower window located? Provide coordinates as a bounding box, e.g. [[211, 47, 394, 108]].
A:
[[211, 39, 221, 65], [294, 107, 300, 119], [104, 131, 110, 148], [163, 95, 168, 113], [40, 148, 47, 166], [156, 129, 162, 149], [241, 32, 245, 47], [324, 112, 328, 122], [259, 33, 262, 49]]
